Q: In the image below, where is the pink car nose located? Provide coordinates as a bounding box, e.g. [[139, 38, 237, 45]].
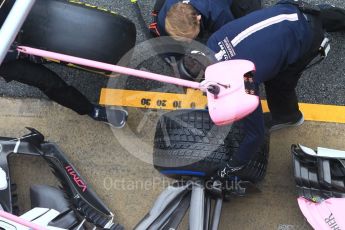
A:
[[298, 197, 345, 230]]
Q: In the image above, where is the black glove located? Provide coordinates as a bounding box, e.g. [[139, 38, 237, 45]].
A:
[[7, 42, 47, 64], [3, 43, 20, 64], [178, 50, 215, 81]]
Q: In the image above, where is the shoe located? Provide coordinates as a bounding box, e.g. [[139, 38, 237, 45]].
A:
[[264, 112, 304, 132], [89, 105, 128, 128]]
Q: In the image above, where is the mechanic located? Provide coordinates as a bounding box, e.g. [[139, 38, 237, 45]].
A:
[[150, 0, 261, 40], [180, 0, 345, 180]]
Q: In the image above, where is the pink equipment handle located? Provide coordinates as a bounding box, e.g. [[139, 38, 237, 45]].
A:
[[17, 46, 200, 89], [0, 210, 47, 230], [17, 46, 260, 125], [204, 59, 259, 125]]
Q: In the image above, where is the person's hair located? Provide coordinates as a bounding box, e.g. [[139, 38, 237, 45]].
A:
[[165, 2, 200, 39]]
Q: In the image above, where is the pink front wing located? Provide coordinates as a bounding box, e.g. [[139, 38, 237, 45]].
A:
[[298, 197, 345, 230], [205, 60, 259, 125]]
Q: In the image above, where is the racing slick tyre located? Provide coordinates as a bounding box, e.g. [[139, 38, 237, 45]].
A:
[[153, 109, 269, 183], [19, 0, 136, 71]]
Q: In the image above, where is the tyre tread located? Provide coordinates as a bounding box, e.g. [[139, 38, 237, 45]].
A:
[[153, 110, 269, 183]]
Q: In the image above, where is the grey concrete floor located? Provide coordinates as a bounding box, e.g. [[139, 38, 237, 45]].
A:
[[2, 97, 344, 229], [1, 0, 345, 229]]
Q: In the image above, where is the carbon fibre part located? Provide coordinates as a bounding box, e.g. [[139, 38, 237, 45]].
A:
[[0, 128, 123, 229], [292, 144, 345, 200]]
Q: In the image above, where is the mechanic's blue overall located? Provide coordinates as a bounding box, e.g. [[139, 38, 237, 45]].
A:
[[157, 0, 235, 37], [207, 2, 325, 164]]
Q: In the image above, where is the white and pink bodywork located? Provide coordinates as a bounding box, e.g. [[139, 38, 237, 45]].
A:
[[0, 209, 66, 230], [298, 197, 345, 230]]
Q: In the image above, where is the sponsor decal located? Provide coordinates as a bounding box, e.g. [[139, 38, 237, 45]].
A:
[[325, 213, 341, 230], [65, 165, 87, 192], [215, 37, 236, 61]]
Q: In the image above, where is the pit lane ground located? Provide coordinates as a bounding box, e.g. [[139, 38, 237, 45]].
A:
[[0, 0, 344, 229], [2, 97, 345, 229]]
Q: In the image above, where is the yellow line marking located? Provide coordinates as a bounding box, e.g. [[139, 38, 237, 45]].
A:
[[296, 103, 345, 123], [99, 88, 345, 123], [261, 101, 345, 123], [100, 88, 207, 110], [68, 0, 117, 15]]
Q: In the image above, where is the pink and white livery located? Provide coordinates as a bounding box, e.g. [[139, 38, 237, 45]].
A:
[[298, 197, 345, 230]]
